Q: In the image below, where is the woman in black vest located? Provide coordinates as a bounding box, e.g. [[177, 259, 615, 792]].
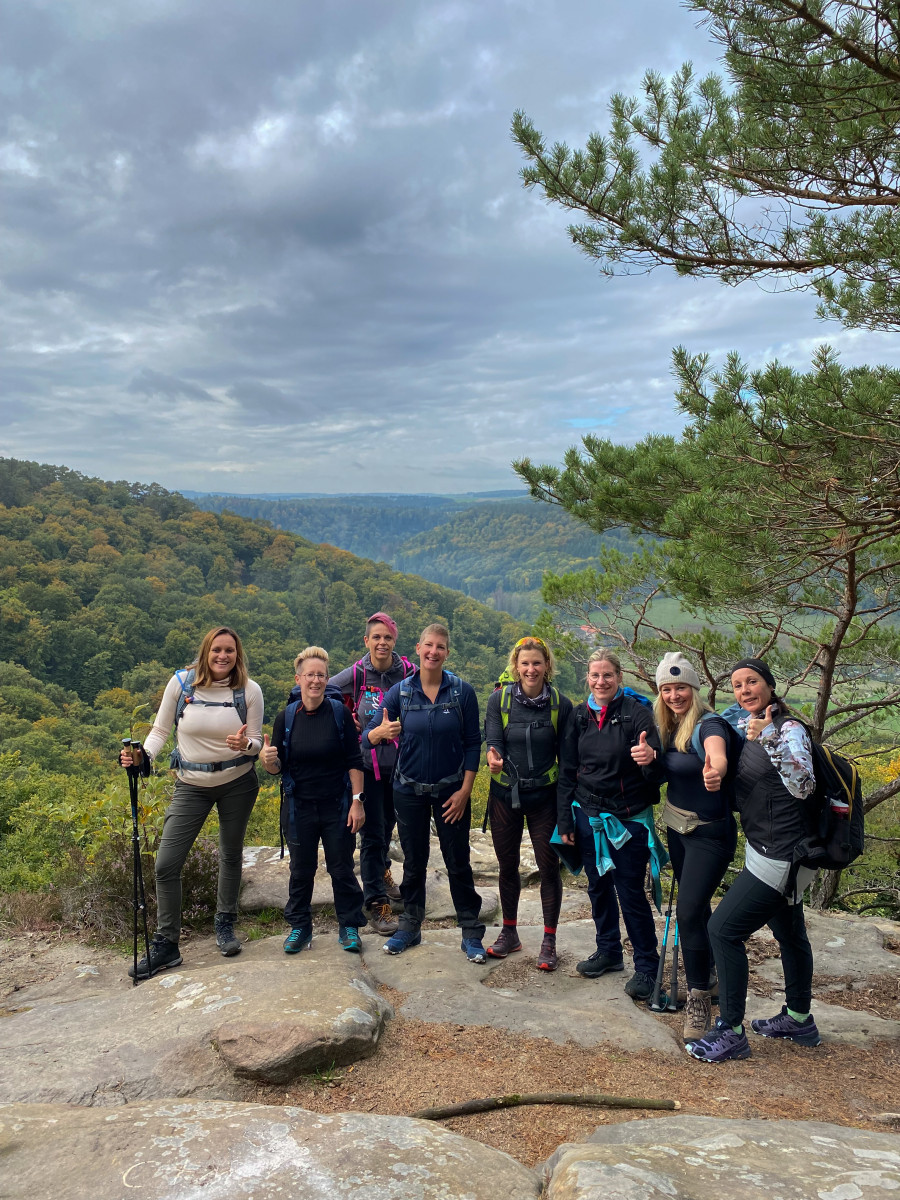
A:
[[633, 652, 736, 1041], [484, 637, 573, 970], [557, 650, 664, 1000], [688, 658, 822, 1062]]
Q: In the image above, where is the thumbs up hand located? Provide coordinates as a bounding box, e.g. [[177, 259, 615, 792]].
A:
[[747, 704, 775, 742], [372, 707, 402, 743], [702, 749, 723, 792], [260, 732, 280, 773], [630, 729, 656, 766], [226, 722, 250, 752]]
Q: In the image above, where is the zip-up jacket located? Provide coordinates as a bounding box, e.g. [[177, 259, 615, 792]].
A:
[[362, 671, 481, 796], [329, 651, 417, 774], [733, 720, 814, 861], [557, 693, 662, 833], [484, 687, 574, 805]]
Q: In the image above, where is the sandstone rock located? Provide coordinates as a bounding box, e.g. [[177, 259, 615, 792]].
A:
[[0, 1099, 542, 1200], [0, 935, 390, 1105], [541, 1115, 900, 1199]]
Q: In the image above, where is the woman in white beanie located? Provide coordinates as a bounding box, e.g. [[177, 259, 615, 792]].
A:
[[632, 652, 736, 1042]]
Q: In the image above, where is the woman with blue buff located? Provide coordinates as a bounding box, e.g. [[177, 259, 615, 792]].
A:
[[632, 652, 737, 1041], [556, 649, 665, 1000], [688, 658, 821, 1062]]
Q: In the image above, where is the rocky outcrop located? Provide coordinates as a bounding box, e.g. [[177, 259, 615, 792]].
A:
[[0, 935, 390, 1105], [542, 1114, 900, 1198], [0, 1099, 543, 1200]]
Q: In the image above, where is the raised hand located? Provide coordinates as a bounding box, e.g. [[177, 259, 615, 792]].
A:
[[260, 733, 279, 773], [702, 749, 722, 792], [630, 729, 655, 766], [747, 704, 775, 742], [486, 746, 504, 773], [226, 722, 250, 752], [373, 707, 402, 743]]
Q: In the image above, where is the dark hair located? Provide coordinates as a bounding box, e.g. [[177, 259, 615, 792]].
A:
[[192, 626, 248, 689]]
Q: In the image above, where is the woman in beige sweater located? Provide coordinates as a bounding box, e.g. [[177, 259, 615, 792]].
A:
[[121, 625, 263, 978]]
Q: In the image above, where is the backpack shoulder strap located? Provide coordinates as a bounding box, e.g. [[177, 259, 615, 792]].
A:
[[499, 684, 513, 730], [400, 657, 417, 678], [281, 699, 302, 772], [232, 686, 248, 725], [173, 668, 196, 727], [351, 658, 366, 708], [690, 711, 719, 758], [328, 695, 348, 738], [399, 674, 414, 720], [549, 686, 560, 733]]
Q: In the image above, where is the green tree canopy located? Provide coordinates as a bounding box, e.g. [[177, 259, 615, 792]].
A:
[[512, 0, 900, 329]]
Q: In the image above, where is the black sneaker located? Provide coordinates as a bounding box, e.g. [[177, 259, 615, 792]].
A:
[[128, 935, 182, 979], [214, 912, 242, 957], [576, 949, 624, 978], [751, 1006, 822, 1046], [625, 970, 656, 1001]]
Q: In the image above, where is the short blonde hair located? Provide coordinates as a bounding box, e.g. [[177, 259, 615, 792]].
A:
[[294, 646, 329, 674], [418, 622, 449, 645], [586, 649, 622, 681], [508, 636, 555, 682]]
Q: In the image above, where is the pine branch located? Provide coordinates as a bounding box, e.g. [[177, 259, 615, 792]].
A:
[[409, 1092, 680, 1120]]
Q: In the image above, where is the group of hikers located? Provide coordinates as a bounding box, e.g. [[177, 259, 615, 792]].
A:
[[120, 612, 833, 1063]]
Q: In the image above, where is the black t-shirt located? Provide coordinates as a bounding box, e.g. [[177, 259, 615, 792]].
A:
[[662, 714, 731, 821], [272, 700, 363, 803]]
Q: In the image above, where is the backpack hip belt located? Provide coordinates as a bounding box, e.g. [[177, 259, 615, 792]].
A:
[[171, 751, 257, 773], [394, 767, 464, 797]]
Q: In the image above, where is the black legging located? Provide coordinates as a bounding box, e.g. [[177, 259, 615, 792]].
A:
[[708, 866, 814, 1027], [488, 788, 563, 928], [667, 816, 737, 991]]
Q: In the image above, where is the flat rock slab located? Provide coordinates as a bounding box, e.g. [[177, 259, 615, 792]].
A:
[[0, 936, 390, 1106], [365, 918, 682, 1055], [0, 1099, 542, 1200], [241, 847, 499, 922], [542, 1114, 900, 1199]]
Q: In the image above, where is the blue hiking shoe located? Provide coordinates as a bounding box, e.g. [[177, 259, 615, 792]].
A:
[[751, 1006, 822, 1046], [687, 1017, 751, 1062], [461, 937, 487, 964], [338, 925, 362, 953], [283, 927, 312, 954], [383, 929, 421, 955]]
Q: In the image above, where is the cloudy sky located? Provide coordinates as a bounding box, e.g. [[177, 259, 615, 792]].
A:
[[2, 1, 891, 494]]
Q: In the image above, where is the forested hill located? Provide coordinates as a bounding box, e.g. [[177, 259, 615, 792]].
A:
[[0, 458, 524, 775], [194, 493, 635, 619]]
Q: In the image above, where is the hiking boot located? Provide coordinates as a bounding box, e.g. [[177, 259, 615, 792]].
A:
[[487, 926, 522, 958], [128, 934, 182, 979], [682, 988, 713, 1042], [214, 912, 241, 957], [384, 867, 402, 902], [625, 971, 656, 1001], [687, 1017, 751, 1062], [678, 968, 719, 1006], [338, 926, 362, 953], [367, 901, 399, 936], [536, 934, 558, 972], [750, 1006, 822, 1046], [384, 929, 421, 955], [461, 937, 488, 964], [283, 927, 312, 954], [576, 949, 624, 979]]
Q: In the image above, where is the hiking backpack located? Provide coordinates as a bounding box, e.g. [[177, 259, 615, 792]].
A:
[[278, 693, 352, 856], [490, 683, 561, 791], [393, 671, 469, 796], [169, 667, 257, 773], [350, 654, 416, 780]]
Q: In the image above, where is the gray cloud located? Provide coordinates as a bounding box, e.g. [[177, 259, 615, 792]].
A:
[[1, 1, 892, 493]]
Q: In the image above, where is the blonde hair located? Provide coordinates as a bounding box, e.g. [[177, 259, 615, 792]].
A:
[[654, 687, 714, 753], [586, 649, 622, 681], [192, 626, 248, 689], [508, 636, 555, 682], [418, 622, 449, 645], [294, 646, 329, 674]]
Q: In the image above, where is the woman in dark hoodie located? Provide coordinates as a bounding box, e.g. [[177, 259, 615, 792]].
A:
[[557, 650, 664, 1000]]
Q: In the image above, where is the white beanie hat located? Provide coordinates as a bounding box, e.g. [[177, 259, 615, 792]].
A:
[[655, 652, 700, 691]]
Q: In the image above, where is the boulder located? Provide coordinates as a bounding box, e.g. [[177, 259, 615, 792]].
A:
[[541, 1114, 900, 1199], [0, 935, 390, 1106], [0, 1099, 542, 1200]]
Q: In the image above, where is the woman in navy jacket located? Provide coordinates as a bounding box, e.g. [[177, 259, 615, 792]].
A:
[[557, 650, 663, 1000], [362, 623, 485, 962]]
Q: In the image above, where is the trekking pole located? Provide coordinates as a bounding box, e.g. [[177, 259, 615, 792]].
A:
[[649, 873, 676, 1012], [124, 740, 152, 987], [666, 919, 681, 1012]]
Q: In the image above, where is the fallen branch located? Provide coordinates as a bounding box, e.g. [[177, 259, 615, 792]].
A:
[[409, 1092, 680, 1120]]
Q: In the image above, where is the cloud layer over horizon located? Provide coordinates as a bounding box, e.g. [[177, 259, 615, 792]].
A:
[[2, 1, 891, 494]]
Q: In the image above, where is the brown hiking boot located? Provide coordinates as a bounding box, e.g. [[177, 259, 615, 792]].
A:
[[678, 968, 719, 1006], [367, 901, 399, 936], [383, 868, 402, 902], [536, 934, 558, 972], [683, 988, 713, 1043], [486, 926, 522, 958]]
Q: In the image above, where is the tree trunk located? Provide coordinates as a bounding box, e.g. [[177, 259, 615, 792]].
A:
[[808, 867, 842, 910]]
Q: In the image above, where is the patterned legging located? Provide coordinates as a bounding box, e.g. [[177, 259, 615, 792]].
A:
[[488, 789, 563, 928]]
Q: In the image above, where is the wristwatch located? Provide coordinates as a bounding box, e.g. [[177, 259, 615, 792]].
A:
[[352, 792, 365, 805]]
